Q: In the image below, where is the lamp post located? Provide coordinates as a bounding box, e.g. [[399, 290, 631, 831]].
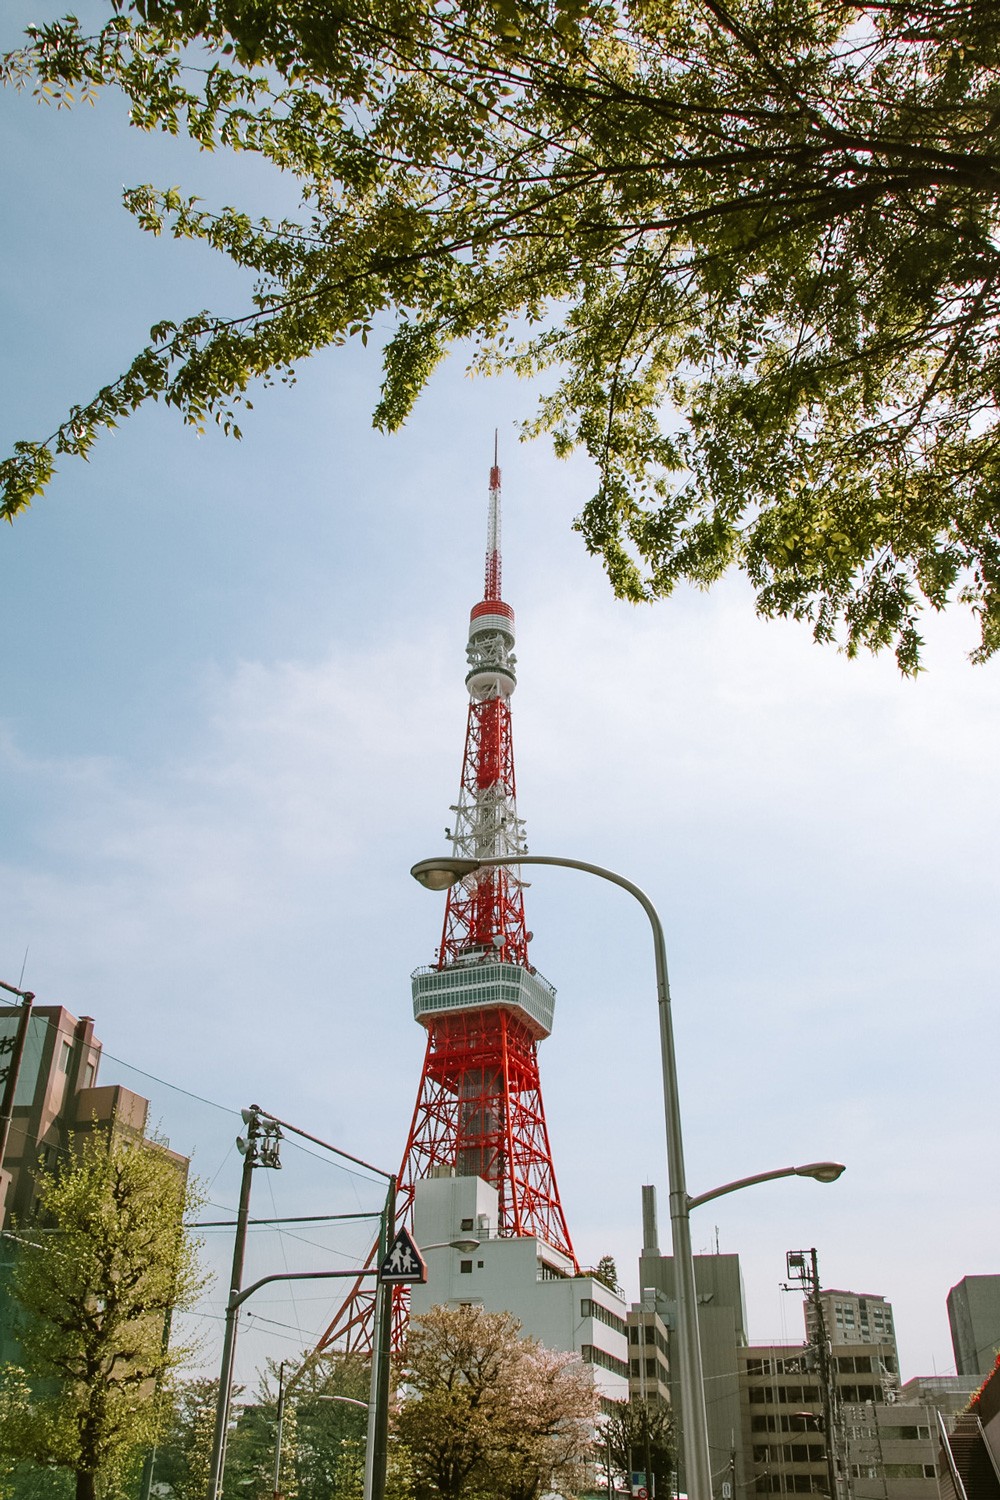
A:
[[410, 852, 714, 1500], [411, 855, 846, 1500]]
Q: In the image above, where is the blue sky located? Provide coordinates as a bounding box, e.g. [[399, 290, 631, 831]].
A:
[[2, 3, 998, 1389]]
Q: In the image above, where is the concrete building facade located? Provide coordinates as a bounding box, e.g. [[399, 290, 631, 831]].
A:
[[806, 1289, 899, 1374], [0, 1000, 187, 1365], [948, 1277, 1000, 1380], [740, 1338, 907, 1498], [0, 1003, 103, 1227], [410, 1172, 630, 1405], [637, 1185, 748, 1495], [739, 1345, 976, 1500], [627, 1300, 672, 1408]]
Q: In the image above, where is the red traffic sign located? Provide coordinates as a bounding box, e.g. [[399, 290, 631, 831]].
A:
[[378, 1227, 428, 1284]]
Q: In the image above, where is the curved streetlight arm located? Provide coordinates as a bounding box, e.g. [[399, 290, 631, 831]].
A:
[[410, 852, 712, 1500], [230, 1266, 378, 1313], [687, 1163, 845, 1212]]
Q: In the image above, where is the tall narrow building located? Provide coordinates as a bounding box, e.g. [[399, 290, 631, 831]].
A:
[[316, 459, 575, 1353]]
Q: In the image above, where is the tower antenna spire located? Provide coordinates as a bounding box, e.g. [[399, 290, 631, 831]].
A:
[[485, 437, 502, 602]]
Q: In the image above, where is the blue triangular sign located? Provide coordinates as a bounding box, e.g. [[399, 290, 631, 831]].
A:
[[378, 1227, 428, 1284]]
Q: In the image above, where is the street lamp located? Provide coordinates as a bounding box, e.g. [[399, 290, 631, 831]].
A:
[[687, 1163, 845, 1211], [410, 855, 846, 1500], [410, 852, 715, 1500]]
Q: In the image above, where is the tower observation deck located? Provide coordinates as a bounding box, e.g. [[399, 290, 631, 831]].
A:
[[314, 458, 575, 1354]]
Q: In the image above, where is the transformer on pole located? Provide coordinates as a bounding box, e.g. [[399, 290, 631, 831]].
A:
[[315, 456, 575, 1355]]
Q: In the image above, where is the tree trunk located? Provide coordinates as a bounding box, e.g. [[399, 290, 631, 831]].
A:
[[76, 1469, 98, 1500]]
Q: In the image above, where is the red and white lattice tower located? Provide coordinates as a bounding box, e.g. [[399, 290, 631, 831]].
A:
[[315, 458, 575, 1354]]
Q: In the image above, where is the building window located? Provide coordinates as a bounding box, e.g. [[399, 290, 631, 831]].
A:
[[59, 1039, 73, 1073], [460, 1260, 472, 1274], [581, 1345, 629, 1379], [582, 1298, 627, 1336], [461, 1218, 474, 1231], [83, 1061, 96, 1088]]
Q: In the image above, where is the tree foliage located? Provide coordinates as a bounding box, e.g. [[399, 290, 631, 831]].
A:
[[394, 1304, 597, 1500], [0, 1132, 204, 1500], [594, 1255, 620, 1292], [156, 1355, 371, 1500], [4, 0, 1000, 666], [151, 1377, 220, 1500], [599, 1397, 676, 1500]]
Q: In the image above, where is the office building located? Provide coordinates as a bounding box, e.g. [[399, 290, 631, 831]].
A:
[[627, 1300, 672, 1408], [0, 999, 187, 1364], [637, 1185, 748, 1493], [806, 1289, 899, 1374], [411, 1171, 630, 1405], [948, 1276, 1000, 1379]]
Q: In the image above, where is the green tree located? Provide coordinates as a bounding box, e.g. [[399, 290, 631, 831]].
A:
[[594, 1255, 620, 1293], [155, 1356, 371, 1500], [223, 1392, 298, 1500], [394, 1304, 596, 1500], [0, 1133, 204, 1500], [4, 0, 1000, 667], [152, 1378, 224, 1500], [293, 1353, 370, 1500], [600, 1397, 676, 1500]]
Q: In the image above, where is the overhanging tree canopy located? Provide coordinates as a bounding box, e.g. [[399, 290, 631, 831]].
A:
[[3, 0, 1000, 668]]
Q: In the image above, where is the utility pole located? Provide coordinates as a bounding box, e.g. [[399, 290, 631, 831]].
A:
[[0, 982, 35, 1217], [208, 1106, 283, 1500], [787, 1249, 840, 1500]]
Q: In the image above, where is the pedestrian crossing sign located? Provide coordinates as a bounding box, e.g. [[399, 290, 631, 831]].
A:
[[378, 1227, 428, 1284]]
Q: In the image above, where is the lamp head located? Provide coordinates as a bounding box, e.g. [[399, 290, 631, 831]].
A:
[[411, 857, 481, 891], [795, 1162, 846, 1184]]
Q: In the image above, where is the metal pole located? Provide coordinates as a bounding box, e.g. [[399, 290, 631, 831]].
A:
[[207, 1133, 256, 1500], [410, 855, 713, 1500], [364, 1174, 396, 1500]]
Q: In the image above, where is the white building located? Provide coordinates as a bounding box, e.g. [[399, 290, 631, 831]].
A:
[[806, 1288, 898, 1356], [410, 1172, 630, 1404]]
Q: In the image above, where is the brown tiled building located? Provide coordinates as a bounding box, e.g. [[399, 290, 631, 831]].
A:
[[0, 1000, 187, 1363]]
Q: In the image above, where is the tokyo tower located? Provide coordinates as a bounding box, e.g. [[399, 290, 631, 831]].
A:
[[316, 456, 575, 1353]]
